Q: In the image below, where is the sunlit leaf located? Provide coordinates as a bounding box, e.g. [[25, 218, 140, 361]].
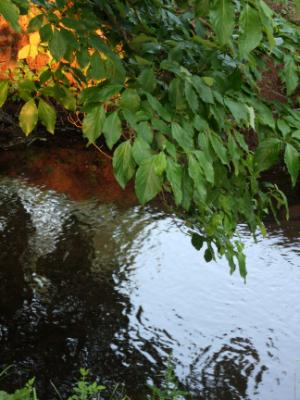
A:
[[19, 99, 38, 136], [0, 81, 9, 107]]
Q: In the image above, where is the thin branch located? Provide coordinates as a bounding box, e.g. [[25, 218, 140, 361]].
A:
[[92, 142, 113, 160]]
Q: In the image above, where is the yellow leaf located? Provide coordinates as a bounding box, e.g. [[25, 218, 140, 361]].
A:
[[29, 31, 40, 46], [18, 45, 31, 60], [46, 50, 53, 62], [29, 45, 38, 58]]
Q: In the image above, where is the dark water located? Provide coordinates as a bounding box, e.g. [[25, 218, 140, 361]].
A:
[[0, 176, 299, 400]]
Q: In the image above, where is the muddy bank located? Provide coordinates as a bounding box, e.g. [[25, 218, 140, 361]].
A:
[[0, 137, 137, 206]]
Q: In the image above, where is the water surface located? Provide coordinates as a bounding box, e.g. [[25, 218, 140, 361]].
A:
[[0, 176, 299, 400]]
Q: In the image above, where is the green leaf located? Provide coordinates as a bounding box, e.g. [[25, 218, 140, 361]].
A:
[[284, 143, 299, 187], [137, 68, 156, 93], [188, 154, 207, 201], [18, 79, 36, 101], [282, 55, 299, 96], [0, 0, 20, 32], [58, 87, 76, 111], [49, 29, 68, 60], [210, 0, 235, 46], [166, 158, 183, 205], [194, 150, 214, 184], [277, 119, 291, 138], [82, 106, 105, 144], [228, 133, 240, 175], [77, 47, 89, 68], [209, 133, 228, 165], [204, 247, 214, 262], [191, 233, 204, 250], [292, 130, 300, 141], [135, 154, 164, 204], [146, 93, 171, 122], [246, 105, 256, 130], [88, 52, 107, 80], [182, 168, 193, 211], [132, 136, 152, 165], [136, 122, 153, 144], [120, 89, 141, 112], [0, 81, 9, 107], [27, 13, 43, 33], [171, 122, 194, 150], [38, 98, 56, 134], [113, 140, 136, 189], [224, 98, 248, 124], [19, 99, 38, 136], [254, 102, 275, 129], [169, 78, 187, 111], [191, 76, 214, 104], [239, 4, 263, 59], [254, 138, 282, 172], [237, 250, 247, 280], [40, 23, 53, 42], [80, 84, 123, 105], [103, 111, 122, 150], [184, 81, 199, 113], [154, 152, 167, 176], [258, 0, 275, 48]]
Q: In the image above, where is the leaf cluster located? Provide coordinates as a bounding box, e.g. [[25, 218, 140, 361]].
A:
[[1, 0, 300, 275]]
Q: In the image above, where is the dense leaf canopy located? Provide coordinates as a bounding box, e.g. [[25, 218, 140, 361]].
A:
[[1, 0, 300, 276]]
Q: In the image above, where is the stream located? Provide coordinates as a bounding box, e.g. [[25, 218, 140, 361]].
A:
[[0, 175, 299, 400]]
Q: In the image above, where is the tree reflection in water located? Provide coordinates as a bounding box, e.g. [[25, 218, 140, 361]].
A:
[[186, 336, 268, 400], [0, 183, 157, 399]]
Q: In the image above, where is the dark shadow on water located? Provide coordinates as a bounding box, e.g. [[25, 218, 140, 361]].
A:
[[0, 190, 159, 399]]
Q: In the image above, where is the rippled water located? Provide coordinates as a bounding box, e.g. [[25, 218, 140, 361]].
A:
[[0, 176, 299, 400]]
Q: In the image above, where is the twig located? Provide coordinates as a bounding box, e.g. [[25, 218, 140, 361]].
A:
[[92, 142, 113, 160]]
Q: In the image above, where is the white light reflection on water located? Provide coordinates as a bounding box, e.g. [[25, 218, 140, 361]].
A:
[[116, 217, 300, 400]]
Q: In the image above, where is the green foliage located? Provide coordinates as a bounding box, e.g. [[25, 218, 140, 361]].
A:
[[0, 366, 186, 400], [2, 0, 300, 274], [82, 106, 105, 145], [135, 153, 166, 204], [19, 99, 38, 136], [67, 369, 105, 400], [0, 81, 9, 108], [149, 361, 187, 400], [38, 99, 56, 134], [0, 379, 36, 400], [0, 0, 21, 33]]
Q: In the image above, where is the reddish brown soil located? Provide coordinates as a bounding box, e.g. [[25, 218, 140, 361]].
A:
[[0, 142, 137, 206], [258, 57, 286, 103]]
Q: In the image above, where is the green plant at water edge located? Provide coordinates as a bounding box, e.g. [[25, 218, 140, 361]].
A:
[[0, 378, 37, 400], [2, 0, 300, 275], [67, 369, 105, 400], [149, 362, 187, 400], [0, 367, 187, 400]]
